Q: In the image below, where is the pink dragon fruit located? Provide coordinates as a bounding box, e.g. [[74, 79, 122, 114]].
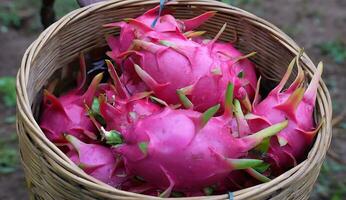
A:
[[65, 135, 127, 187], [39, 58, 103, 143], [115, 29, 256, 112], [246, 56, 324, 174], [104, 6, 216, 59], [196, 37, 257, 111], [95, 60, 161, 138], [104, 7, 257, 112], [113, 84, 288, 196]]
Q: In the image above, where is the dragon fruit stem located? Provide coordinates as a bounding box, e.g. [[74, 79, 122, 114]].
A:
[[270, 57, 295, 95], [105, 60, 128, 99], [276, 87, 306, 114], [150, 96, 169, 107], [253, 76, 262, 107], [184, 31, 206, 38], [245, 120, 289, 147], [159, 165, 175, 198], [210, 23, 227, 45], [182, 11, 217, 31], [138, 142, 149, 156], [133, 40, 161, 53], [129, 91, 153, 101], [76, 53, 87, 92], [65, 135, 83, 153], [224, 82, 234, 117], [287, 50, 305, 93], [127, 18, 153, 33], [43, 90, 67, 114], [159, 40, 175, 47], [177, 89, 194, 109], [227, 158, 263, 170], [240, 92, 252, 113], [100, 127, 123, 145], [234, 99, 251, 137], [233, 52, 257, 64], [134, 64, 161, 90], [201, 104, 220, 127], [304, 62, 323, 105], [83, 72, 104, 106], [245, 168, 271, 183]]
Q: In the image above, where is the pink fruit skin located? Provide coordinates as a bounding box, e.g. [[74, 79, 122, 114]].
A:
[[98, 60, 162, 136], [115, 108, 279, 193], [105, 6, 215, 58], [247, 61, 323, 173], [194, 38, 257, 100], [99, 97, 161, 138], [66, 135, 127, 187], [106, 8, 257, 112], [39, 73, 103, 143], [131, 39, 214, 106]]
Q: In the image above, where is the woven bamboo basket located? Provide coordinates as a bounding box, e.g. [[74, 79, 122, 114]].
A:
[[16, 0, 332, 199]]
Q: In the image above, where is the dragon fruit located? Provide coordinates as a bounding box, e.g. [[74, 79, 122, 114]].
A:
[[65, 135, 127, 187], [104, 6, 216, 59], [114, 84, 288, 196], [246, 56, 323, 174], [195, 37, 257, 110], [39, 55, 103, 143], [38, 3, 325, 196], [104, 6, 257, 112], [95, 60, 161, 138]]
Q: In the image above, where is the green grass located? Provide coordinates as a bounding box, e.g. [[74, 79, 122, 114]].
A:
[[0, 0, 79, 30], [0, 134, 19, 174], [0, 77, 16, 107], [312, 158, 346, 200], [319, 40, 346, 64], [0, 3, 22, 28]]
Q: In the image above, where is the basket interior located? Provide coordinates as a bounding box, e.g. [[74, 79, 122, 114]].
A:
[[21, 1, 329, 199]]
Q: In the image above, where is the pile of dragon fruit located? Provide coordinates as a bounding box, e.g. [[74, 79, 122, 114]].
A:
[[39, 6, 323, 197]]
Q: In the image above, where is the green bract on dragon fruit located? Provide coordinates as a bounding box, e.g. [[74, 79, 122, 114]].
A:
[[39, 5, 323, 197]]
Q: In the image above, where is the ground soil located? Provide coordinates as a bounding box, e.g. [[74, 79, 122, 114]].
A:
[[0, 0, 345, 199]]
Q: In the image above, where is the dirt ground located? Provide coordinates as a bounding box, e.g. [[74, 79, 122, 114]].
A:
[[0, 0, 345, 199]]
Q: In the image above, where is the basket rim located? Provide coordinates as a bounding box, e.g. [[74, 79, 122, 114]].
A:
[[16, 0, 333, 199]]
